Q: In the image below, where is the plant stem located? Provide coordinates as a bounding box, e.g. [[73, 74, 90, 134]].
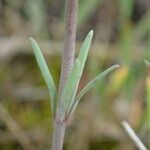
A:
[[51, 0, 78, 150], [51, 121, 66, 150], [59, 0, 78, 95]]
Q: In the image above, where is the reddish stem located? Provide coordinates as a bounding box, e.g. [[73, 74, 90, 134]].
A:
[[51, 0, 78, 150]]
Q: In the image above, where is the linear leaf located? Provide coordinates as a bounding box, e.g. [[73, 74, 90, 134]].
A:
[[78, 30, 93, 70], [68, 65, 119, 117], [58, 58, 81, 119], [58, 30, 93, 119], [30, 38, 57, 114]]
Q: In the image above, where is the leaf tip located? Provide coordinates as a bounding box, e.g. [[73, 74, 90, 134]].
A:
[[115, 64, 120, 68], [88, 30, 93, 38], [29, 37, 34, 42], [29, 37, 36, 45], [111, 64, 120, 71]]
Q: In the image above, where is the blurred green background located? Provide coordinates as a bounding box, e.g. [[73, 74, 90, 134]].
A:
[[0, 0, 150, 149]]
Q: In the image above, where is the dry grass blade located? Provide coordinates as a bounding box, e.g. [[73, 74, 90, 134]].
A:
[[122, 121, 148, 150]]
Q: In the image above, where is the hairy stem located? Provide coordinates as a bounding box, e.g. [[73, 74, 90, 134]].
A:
[[58, 0, 78, 95], [51, 121, 66, 150], [51, 0, 78, 150]]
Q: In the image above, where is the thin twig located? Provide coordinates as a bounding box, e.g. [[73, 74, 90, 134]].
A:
[[122, 121, 148, 150]]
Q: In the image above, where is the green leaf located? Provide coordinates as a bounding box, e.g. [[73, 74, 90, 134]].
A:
[[68, 65, 119, 117], [30, 38, 57, 114], [58, 58, 81, 119], [58, 30, 93, 119], [78, 30, 93, 69]]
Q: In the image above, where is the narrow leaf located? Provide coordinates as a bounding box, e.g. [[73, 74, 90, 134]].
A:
[[68, 65, 119, 117], [78, 30, 93, 70], [30, 38, 57, 114], [58, 30, 93, 119], [58, 58, 81, 118]]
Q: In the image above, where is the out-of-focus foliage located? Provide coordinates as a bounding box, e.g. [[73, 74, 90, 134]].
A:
[[0, 0, 150, 149], [78, 0, 103, 25]]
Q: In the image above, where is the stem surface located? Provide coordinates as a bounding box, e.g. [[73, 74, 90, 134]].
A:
[[58, 0, 78, 95], [51, 121, 66, 150], [51, 0, 78, 150]]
